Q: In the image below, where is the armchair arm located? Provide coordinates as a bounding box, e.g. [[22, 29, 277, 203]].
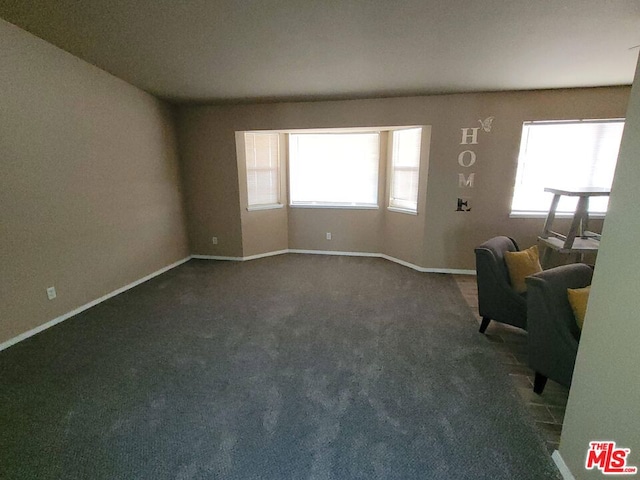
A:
[[525, 263, 593, 387], [474, 237, 527, 330]]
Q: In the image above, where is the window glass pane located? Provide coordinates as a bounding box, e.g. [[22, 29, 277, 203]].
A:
[[289, 132, 380, 206], [390, 128, 422, 212], [511, 120, 624, 214], [245, 132, 280, 206]]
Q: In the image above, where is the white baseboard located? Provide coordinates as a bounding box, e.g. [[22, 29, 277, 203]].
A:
[[288, 249, 380, 258], [0, 256, 191, 352], [243, 249, 290, 261], [191, 254, 245, 261], [379, 254, 476, 275], [194, 248, 476, 275], [552, 450, 576, 480], [191, 250, 289, 262]]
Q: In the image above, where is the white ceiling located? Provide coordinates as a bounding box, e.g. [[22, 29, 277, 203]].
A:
[[1, 0, 640, 103]]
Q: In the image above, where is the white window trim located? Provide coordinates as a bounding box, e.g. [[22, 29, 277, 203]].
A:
[[509, 211, 606, 219], [387, 206, 418, 216], [247, 203, 285, 212], [290, 203, 379, 210]]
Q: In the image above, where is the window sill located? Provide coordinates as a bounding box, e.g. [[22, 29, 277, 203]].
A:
[[289, 203, 379, 210], [247, 203, 284, 212], [387, 207, 418, 216], [509, 211, 606, 219]]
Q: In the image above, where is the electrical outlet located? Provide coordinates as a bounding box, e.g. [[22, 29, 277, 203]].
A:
[[212, 236, 218, 245], [46, 286, 57, 300], [326, 232, 332, 240]]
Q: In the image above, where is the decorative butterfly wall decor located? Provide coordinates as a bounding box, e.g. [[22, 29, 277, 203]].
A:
[[478, 116, 495, 132]]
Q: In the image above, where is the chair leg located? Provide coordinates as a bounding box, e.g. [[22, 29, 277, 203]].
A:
[[479, 317, 491, 334], [533, 372, 548, 395]]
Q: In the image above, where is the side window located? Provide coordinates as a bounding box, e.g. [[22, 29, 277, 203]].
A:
[[389, 128, 422, 214], [245, 132, 281, 209]]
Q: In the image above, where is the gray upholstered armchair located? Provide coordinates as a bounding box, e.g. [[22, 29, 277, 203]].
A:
[[525, 263, 593, 394], [474, 236, 528, 333]]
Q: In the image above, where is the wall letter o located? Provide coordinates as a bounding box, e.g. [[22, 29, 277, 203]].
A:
[[458, 150, 477, 168]]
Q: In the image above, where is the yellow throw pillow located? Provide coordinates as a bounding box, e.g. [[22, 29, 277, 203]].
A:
[[504, 245, 543, 294], [567, 286, 591, 330]]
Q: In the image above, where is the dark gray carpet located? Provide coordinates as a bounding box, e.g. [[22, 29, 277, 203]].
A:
[[0, 254, 560, 479]]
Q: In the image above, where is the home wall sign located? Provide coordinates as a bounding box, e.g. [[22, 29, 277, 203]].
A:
[[456, 116, 494, 212]]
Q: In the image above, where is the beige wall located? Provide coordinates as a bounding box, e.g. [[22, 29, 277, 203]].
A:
[[0, 20, 189, 344], [177, 87, 628, 269], [559, 57, 640, 479], [176, 107, 244, 257]]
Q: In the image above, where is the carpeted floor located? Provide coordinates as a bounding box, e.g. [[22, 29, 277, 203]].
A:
[[0, 254, 560, 479]]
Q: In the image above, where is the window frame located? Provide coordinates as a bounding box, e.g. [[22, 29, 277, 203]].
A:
[[238, 125, 428, 214], [388, 127, 423, 215], [244, 131, 284, 211], [509, 118, 624, 218], [288, 130, 382, 209]]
